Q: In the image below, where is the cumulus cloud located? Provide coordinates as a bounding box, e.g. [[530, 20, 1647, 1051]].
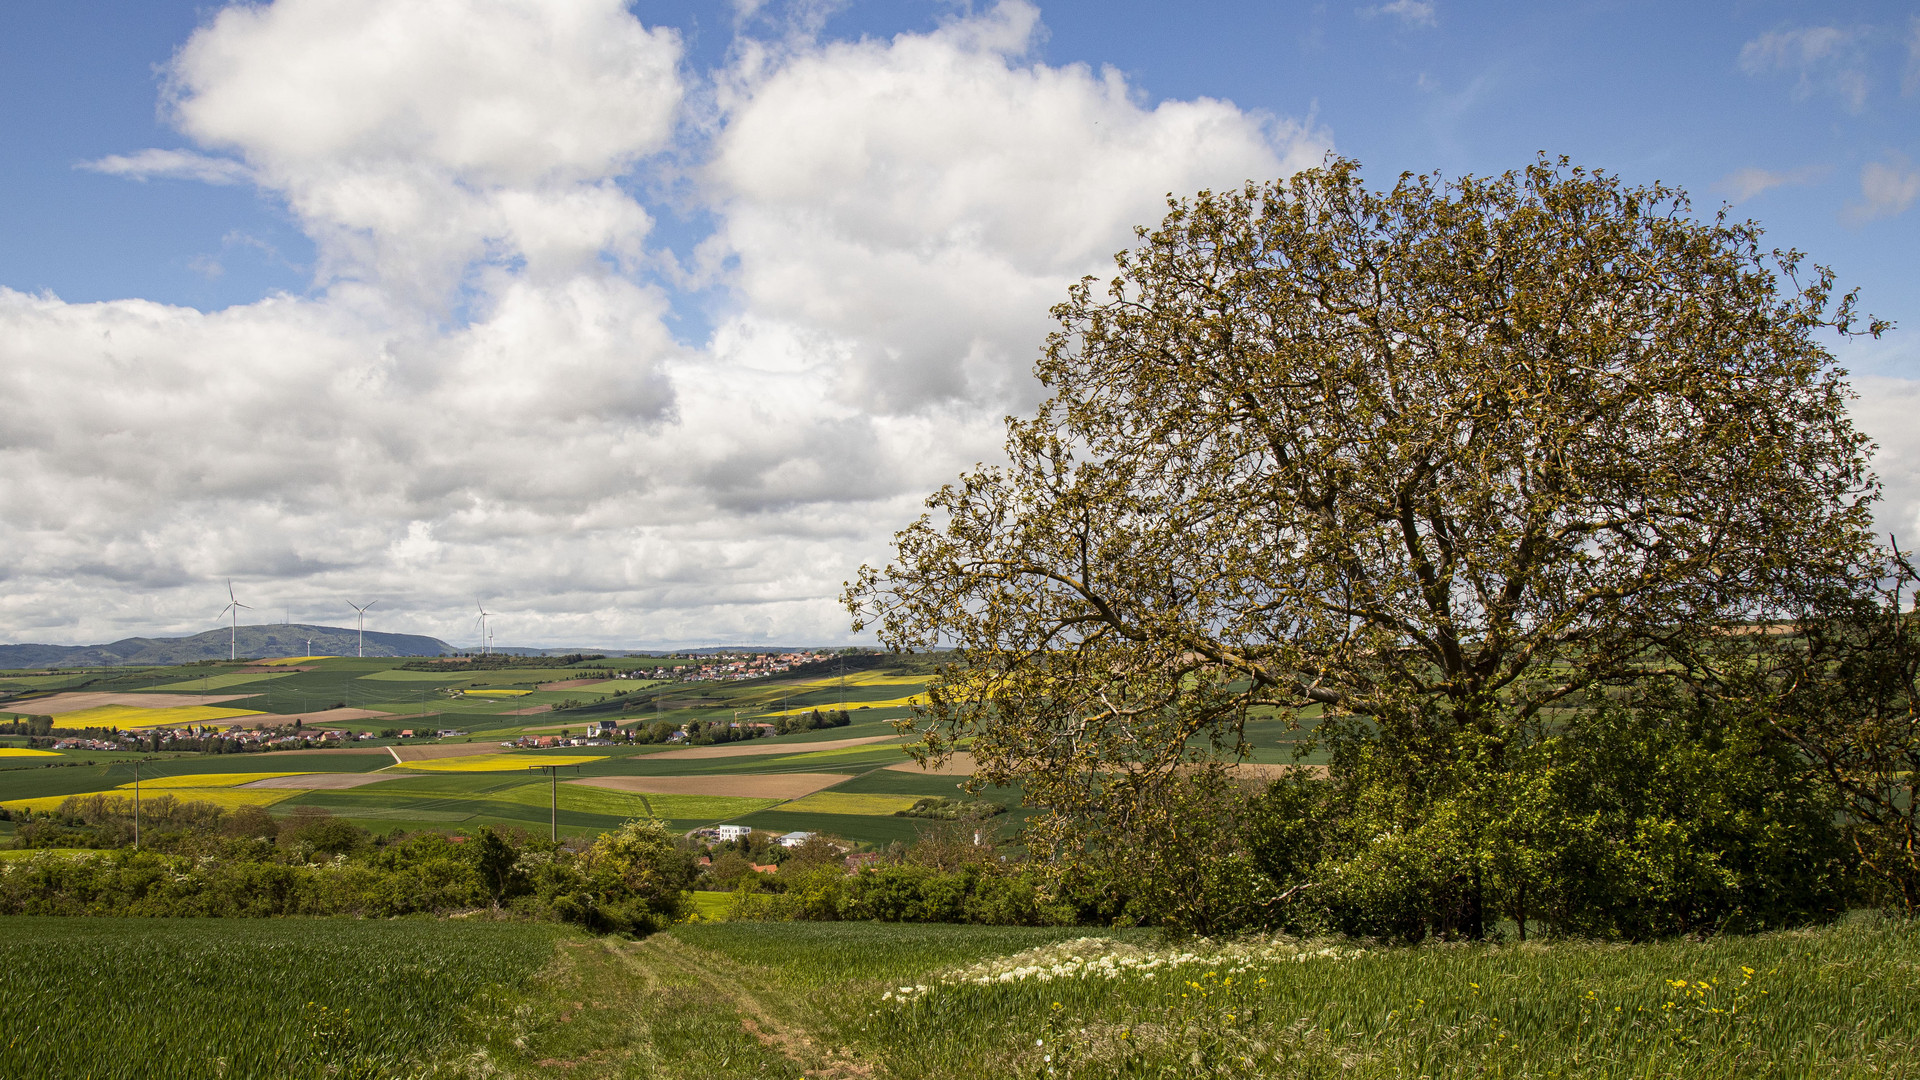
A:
[[1845, 155, 1920, 224], [708, 1, 1324, 414], [0, 0, 1324, 649], [164, 0, 684, 304]]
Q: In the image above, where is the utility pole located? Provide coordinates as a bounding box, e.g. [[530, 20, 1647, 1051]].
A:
[[526, 763, 582, 843]]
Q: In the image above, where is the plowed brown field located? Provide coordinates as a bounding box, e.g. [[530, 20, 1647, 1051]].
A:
[[12, 692, 253, 715], [883, 751, 978, 776], [388, 741, 510, 761]]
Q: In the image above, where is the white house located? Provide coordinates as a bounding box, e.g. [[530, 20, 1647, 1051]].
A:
[[776, 831, 815, 848], [715, 824, 752, 842]]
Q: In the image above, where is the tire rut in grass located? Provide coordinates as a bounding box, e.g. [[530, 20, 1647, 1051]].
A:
[[624, 933, 878, 1079], [517, 936, 803, 1080]]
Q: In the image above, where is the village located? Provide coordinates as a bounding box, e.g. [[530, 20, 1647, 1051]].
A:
[[660, 650, 836, 683]]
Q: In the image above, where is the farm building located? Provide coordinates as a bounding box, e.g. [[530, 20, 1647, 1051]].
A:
[[777, 831, 815, 848]]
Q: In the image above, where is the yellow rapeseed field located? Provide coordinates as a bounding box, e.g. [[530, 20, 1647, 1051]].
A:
[[795, 672, 928, 689], [397, 753, 605, 772], [760, 694, 927, 718], [53, 705, 263, 729], [132, 772, 310, 789], [0, 748, 59, 758], [256, 656, 327, 666], [1, 786, 300, 813], [777, 792, 924, 816], [841, 694, 928, 710], [762, 694, 926, 716]]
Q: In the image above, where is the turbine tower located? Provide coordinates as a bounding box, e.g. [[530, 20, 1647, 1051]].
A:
[[475, 602, 494, 657], [348, 600, 377, 658], [218, 580, 253, 661]]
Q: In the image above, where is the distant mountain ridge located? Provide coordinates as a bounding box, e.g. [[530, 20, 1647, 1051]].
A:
[[0, 624, 454, 668]]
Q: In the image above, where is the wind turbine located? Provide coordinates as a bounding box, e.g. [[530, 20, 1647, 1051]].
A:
[[348, 600, 377, 658], [475, 603, 494, 657], [218, 580, 253, 661]]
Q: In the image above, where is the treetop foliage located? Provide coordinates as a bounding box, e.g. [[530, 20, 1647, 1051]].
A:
[[849, 156, 1885, 855]]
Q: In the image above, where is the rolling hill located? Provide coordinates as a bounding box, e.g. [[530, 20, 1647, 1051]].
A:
[[0, 624, 454, 668]]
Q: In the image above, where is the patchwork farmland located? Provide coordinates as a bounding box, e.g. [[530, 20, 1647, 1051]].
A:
[[0, 652, 1058, 847]]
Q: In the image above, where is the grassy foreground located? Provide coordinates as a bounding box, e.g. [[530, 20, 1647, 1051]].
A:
[[2, 916, 1916, 1078], [0, 917, 568, 1078]]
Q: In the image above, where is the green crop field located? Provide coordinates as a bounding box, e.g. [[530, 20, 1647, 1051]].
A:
[[1, 910, 1916, 1077], [0, 917, 568, 1079], [148, 670, 302, 690], [356, 668, 468, 682]]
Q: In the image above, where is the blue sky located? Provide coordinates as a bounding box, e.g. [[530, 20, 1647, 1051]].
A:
[[7, 2, 1915, 328], [0, 0, 1915, 647]]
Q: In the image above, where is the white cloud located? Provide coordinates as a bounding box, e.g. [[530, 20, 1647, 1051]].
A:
[[0, 0, 1324, 649], [1714, 164, 1826, 204], [1845, 156, 1920, 224], [708, 0, 1325, 413], [81, 148, 253, 185], [1363, 1, 1436, 29], [1850, 375, 1920, 545], [163, 0, 684, 305], [1739, 25, 1870, 110]]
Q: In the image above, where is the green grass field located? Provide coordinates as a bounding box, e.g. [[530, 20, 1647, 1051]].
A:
[[0, 917, 568, 1079], [13, 914, 1910, 1078]]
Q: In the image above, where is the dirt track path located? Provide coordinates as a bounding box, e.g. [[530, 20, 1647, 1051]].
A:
[[618, 935, 876, 1079]]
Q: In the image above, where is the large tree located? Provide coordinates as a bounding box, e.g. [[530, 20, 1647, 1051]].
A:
[[848, 158, 1882, 906], [1761, 547, 1920, 912]]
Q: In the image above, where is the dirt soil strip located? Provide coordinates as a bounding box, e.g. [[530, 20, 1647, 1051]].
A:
[[241, 773, 405, 790], [387, 742, 511, 761], [198, 707, 388, 730], [5, 691, 256, 715], [883, 751, 978, 776], [1225, 762, 1327, 780], [504, 704, 554, 715], [882, 754, 1321, 781], [569, 772, 853, 800], [646, 734, 901, 761]]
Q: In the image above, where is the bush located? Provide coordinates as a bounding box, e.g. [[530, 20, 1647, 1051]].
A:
[[1247, 685, 1852, 942], [538, 820, 693, 935], [0, 804, 690, 932], [894, 797, 1007, 820]]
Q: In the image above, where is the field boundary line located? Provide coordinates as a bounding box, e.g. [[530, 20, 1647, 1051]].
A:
[[386, 746, 403, 765]]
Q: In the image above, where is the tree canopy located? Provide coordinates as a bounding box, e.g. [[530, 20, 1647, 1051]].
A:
[[848, 158, 1883, 872]]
